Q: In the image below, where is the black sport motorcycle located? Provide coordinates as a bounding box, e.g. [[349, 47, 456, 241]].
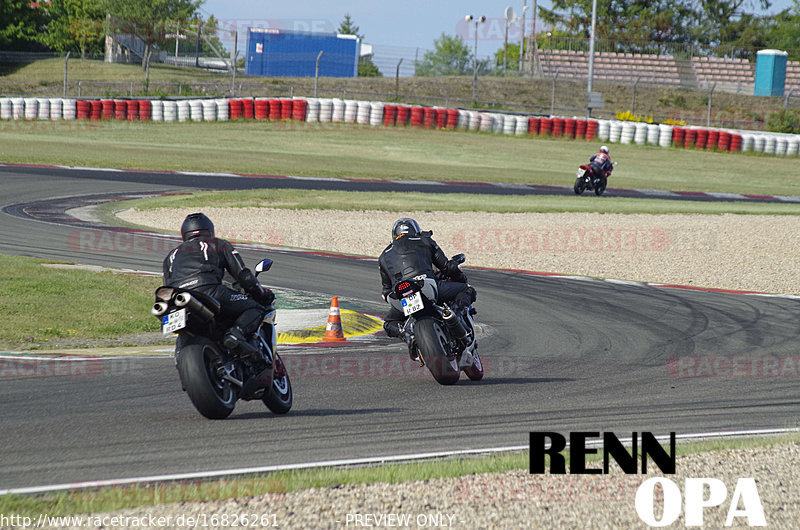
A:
[[388, 254, 483, 385], [151, 259, 292, 419]]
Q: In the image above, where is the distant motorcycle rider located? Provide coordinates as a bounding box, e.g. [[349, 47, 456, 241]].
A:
[[379, 218, 476, 354], [163, 213, 274, 356], [589, 145, 613, 182]]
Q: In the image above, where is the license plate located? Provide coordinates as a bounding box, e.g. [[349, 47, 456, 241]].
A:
[[401, 292, 424, 316], [162, 309, 186, 334]]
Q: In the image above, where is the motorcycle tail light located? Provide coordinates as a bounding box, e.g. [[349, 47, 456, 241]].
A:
[[155, 287, 175, 301]]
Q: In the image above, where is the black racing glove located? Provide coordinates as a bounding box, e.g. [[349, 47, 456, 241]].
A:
[[445, 260, 468, 283], [253, 286, 275, 306]]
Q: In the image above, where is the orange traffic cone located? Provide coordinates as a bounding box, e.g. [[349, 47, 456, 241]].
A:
[[323, 296, 346, 341]]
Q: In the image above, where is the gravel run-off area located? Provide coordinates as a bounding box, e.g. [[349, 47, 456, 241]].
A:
[[68, 206, 799, 529], [119, 208, 800, 296]]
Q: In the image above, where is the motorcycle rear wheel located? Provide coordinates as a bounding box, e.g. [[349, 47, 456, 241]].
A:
[[415, 318, 460, 385], [178, 339, 236, 419], [262, 353, 292, 414]]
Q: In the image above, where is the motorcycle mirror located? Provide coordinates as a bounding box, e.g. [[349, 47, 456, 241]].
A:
[[255, 259, 273, 275], [451, 253, 466, 264]]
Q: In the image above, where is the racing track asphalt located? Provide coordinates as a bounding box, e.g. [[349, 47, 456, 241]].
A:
[[0, 167, 798, 490]]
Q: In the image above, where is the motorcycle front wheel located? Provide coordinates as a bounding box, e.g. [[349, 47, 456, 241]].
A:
[[463, 351, 484, 381], [594, 177, 607, 196], [262, 353, 292, 414], [177, 338, 237, 419], [415, 318, 460, 385], [573, 176, 585, 195]]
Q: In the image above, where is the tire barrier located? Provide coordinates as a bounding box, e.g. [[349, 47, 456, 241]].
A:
[[151, 100, 163, 122], [5, 97, 799, 157], [597, 119, 611, 141], [305, 98, 320, 123], [619, 122, 635, 144], [36, 99, 50, 120], [539, 117, 552, 136], [609, 121, 623, 143]]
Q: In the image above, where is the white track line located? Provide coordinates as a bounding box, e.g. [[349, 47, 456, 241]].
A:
[[1, 428, 796, 496]]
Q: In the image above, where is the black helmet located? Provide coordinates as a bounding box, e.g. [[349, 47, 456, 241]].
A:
[[180, 213, 215, 241], [392, 218, 421, 238]]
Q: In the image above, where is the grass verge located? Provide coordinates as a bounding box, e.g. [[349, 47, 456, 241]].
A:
[[2, 120, 800, 195], [1, 434, 796, 517], [0, 255, 159, 350], [109, 187, 800, 217]]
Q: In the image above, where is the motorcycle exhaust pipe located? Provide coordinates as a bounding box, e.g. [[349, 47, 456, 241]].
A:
[[151, 301, 169, 317], [442, 306, 469, 344], [174, 292, 215, 322]]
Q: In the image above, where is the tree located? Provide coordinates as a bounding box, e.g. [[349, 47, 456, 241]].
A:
[[538, 0, 697, 45], [336, 13, 382, 77], [494, 43, 521, 73], [416, 33, 474, 76], [690, 0, 773, 48], [337, 13, 359, 35], [0, 0, 47, 48], [38, 0, 105, 57], [102, 0, 202, 69]]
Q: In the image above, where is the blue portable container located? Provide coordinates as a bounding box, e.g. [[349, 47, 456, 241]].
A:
[[754, 49, 788, 97], [246, 28, 360, 78]]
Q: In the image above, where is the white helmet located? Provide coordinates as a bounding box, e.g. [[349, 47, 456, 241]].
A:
[[600, 145, 609, 154]]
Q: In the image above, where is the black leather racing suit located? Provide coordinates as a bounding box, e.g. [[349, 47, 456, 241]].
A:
[[163, 236, 268, 336], [378, 232, 473, 337]]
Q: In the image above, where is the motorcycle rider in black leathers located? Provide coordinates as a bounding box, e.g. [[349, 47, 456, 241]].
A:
[[163, 213, 275, 356], [379, 218, 476, 357]]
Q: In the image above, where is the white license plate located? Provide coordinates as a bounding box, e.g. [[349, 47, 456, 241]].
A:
[[401, 292, 424, 316], [162, 309, 186, 334]]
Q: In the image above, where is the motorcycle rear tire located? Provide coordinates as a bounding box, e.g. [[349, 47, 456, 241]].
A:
[[178, 338, 236, 420], [262, 353, 292, 414], [415, 318, 460, 385], [573, 176, 585, 195]]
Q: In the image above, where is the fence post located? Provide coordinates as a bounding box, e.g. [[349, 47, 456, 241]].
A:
[[63, 51, 71, 97], [707, 83, 715, 127], [395, 58, 403, 101]]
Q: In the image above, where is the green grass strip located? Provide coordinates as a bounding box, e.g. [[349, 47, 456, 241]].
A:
[[2, 120, 800, 195], [114, 188, 800, 217], [0, 256, 160, 350]]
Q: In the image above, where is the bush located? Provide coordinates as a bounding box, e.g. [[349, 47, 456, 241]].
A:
[[766, 109, 800, 133]]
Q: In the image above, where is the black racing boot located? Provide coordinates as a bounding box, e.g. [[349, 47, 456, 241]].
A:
[[223, 326, 259, 355]]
